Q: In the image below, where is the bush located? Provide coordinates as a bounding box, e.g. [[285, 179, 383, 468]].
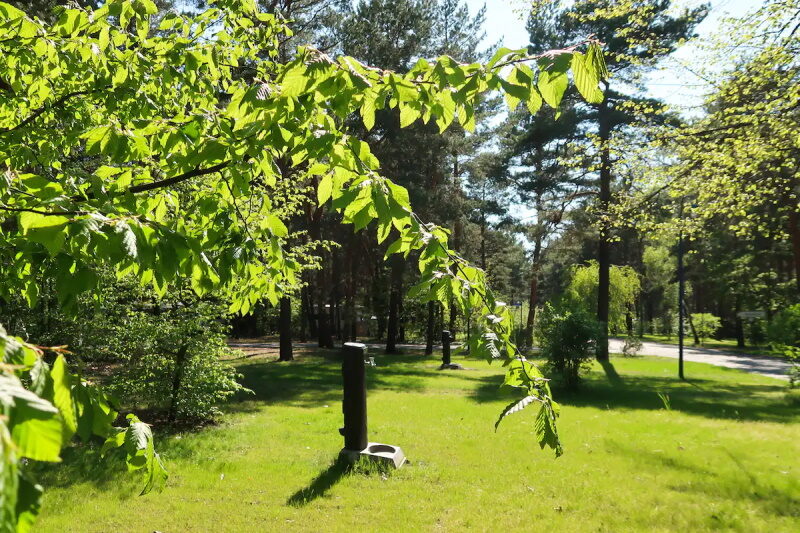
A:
[[767, 304, 800, 347], [745, 318, 767, 346], [0, 274, 249, 423], [535, 302, 600, 390], [106, 302, 250, 423], [691, 313, 721, 345], [622, 335, 643, 356]]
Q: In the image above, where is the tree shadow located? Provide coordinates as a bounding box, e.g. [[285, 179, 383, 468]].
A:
[[608, 442, 799, 519], [468, 364, 797, 424], [228, 349, 482, 413], [599, 360, 623, 387], [285, 457, 351, 507]]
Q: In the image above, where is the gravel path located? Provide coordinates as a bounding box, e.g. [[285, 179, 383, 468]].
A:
[[609, 338, 791, 381]]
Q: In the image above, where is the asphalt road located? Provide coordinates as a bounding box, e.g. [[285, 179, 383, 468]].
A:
[[608, 338, 791, 381]]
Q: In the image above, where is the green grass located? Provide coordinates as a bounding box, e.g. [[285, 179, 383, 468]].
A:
[[35, 348, 799, 532], [639, 334, 783, 358]]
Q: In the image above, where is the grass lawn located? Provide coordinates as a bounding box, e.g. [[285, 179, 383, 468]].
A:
[[639, 334, 782, 358], [35, 347, 799, 532]]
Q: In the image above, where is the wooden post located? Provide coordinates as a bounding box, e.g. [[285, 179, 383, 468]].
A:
[[441, 330, 451, 366], [340, 342, 368, 451]]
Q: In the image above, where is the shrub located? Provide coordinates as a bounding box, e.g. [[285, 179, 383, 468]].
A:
[[622, 335, 643, 356], [106, 302, 250, 423], [745, 318, 767, 346], [535, 302, 600, 390], [767, 304, 800, 347], [691, 313, 721, 345], [0, 274, 249, 423]]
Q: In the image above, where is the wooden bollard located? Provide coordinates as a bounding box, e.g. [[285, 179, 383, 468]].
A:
[[340, 342, 368, 451], [441, 330, 451, 366]]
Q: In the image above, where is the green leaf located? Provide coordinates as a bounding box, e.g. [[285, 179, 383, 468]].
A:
[[399, 103, 421, 128], [19, 212, 68, 255], [587, 42, 609, 81], [534, 402, 563, 457], [280, 63, 308, 97], [265, 214, 288, 237], [0, 374, 61, 462], [50, 355, 76, 439], [527, 87, 543, 115], [317, 174, 333, 206], [494, 395, 537, 431], [123, 416, 168, 495], [386, 181, 410, 210], [360, 95, 376, 131], [15, 472, 43, 533], [538, 54, 571, 109], [538, 70, 568, 109], [571, 52, 603, 104]]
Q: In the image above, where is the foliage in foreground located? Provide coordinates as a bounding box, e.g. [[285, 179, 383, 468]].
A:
[[0, 0, 609, 527], [0, 327, 166, 533]]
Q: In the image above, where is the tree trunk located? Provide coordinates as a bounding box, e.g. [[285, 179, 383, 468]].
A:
[[168, 344, 189, 423], [480, 211, 487, 270], [399, 298, 406, 343], [735, 293, 745, 348], [525, 274, 538, 347], [386, 255, 403, 353], [683, 301, 701, 346], [790, 208, 800, 294], [448, 298, 457, 341], [596, 95, 612, 361], [279, 296, 293, 361], [425, 300, 435, 355]]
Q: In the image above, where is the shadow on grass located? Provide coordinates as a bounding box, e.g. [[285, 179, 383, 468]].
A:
[[608, 441, 800, 519], [469, 360, 797, 424], [228, 349, 482, 414], [286, 457, 350, 507], [600, 360, 623, 387]]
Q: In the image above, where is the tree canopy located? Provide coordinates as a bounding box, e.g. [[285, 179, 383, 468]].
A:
[[0, 0, 611, 528]]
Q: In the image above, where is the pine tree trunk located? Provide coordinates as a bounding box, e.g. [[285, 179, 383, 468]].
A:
[[448, 298, 457, 341], [386, 255, 403, 353], [425, 300, 434, 355], [789, 209, 800, 294], [525, 274, 538, 347], [596, 94, 612, 361], [735, 294, 745, 348], [279, 296, 293, 361]]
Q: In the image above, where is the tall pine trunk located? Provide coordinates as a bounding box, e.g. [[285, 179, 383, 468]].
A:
[[386, 255, 403, 353], [790, 208, 800, 294], [278, 296, 293, 361], [596, 94, 612, 361], [425, 300, 435, 355]]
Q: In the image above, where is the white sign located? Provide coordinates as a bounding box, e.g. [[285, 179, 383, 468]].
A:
[[737, 311, 765, 319]]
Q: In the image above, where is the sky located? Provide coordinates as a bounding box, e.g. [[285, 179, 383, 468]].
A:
[[464, 0, 759, 111]]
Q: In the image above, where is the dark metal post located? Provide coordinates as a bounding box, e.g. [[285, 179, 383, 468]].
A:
[[678, 230, 685, 380], [441, 330, 451, 366], [340, 342, 368, 451]]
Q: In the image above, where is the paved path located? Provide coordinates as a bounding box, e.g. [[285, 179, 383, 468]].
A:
[[230, 339, 792, 381], [609, 338, 791, 381]]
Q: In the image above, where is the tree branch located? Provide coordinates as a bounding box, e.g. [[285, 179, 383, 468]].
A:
[[0, 87, 108, 135]]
